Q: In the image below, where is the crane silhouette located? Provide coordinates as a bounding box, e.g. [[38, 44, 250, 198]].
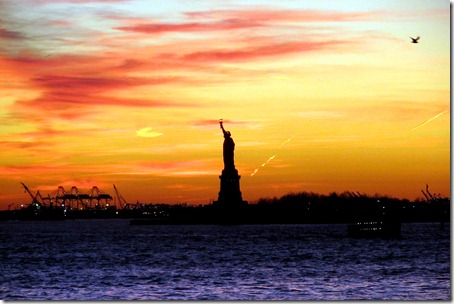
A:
[[410, 36, 420, 43]]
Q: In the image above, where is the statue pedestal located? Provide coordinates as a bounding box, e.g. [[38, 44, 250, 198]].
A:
[[213, 168, 247, 208]]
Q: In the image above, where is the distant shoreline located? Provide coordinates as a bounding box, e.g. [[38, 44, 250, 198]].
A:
[[0, 191, 449, 225]]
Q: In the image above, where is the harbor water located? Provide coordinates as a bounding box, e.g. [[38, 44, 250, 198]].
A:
[[0, 220, 450, 300]]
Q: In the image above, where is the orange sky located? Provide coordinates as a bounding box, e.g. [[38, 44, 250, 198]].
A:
[[0, 0, 450, 209]]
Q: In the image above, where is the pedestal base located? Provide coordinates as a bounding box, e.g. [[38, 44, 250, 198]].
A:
[[214, 168, 247, 208]]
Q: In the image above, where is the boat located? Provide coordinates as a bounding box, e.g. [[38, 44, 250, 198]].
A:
[[347, 200, 402, 238], [347, 220, 401, 238]]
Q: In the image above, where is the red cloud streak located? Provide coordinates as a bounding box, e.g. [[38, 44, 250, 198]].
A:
[[116, 19, 264, 34], [116, 9, 389, 36], [181, 40, 345, 62], [33, 74, 184, 91], [0, 27, 23, 39]]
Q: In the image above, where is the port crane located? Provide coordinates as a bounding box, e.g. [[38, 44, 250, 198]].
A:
[[20, 183, 116, 211], [113, 184, 128, 209], [87, 186, 113, 208], [20, 182, 43, 207]]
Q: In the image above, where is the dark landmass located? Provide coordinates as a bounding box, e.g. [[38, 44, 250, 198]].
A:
[[0, 191, 449, 225]]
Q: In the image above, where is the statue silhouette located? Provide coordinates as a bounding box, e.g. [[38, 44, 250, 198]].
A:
[[214, 119, 247, 210], [220, 120, 235, 171]]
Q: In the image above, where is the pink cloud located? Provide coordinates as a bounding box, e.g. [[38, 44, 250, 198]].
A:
[[180, 40, 345, 62], [32, 74, 187, 92], [0, 27, 23, 40], [3, 52, 199, 121], [112, 8, 362, 66], [0, 141, 52, 151], [116, 18, 264, 34], [5, 54, 101, 71], [116, 8, 390, 36], [33, 75, 148, 90], [12, 95, 190, 123], [1, 6, 399, 126], [45, 20, 73, 27]]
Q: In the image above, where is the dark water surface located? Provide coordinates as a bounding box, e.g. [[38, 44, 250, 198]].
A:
[[0, 220, 450, 300]]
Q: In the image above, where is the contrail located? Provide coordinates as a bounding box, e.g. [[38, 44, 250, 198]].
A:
[[251, 136, 294, 176], [262, 155, 276, 167], [251, 154, 277, 176], [411, 110, 448, 131], [280, 136, 294, 146]]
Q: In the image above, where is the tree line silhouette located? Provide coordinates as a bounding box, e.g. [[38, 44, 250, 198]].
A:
[[1, 189, 449, 224], [250, 191, 449, 224], [127, 190, 449, 225]]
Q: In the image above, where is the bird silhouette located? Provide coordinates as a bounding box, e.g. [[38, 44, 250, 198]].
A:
[[410, 36, 420, 43]]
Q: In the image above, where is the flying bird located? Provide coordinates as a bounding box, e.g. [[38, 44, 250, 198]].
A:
[[410, 36, 420, 43]]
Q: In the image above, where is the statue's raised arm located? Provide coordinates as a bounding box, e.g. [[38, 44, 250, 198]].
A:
[[220, 119, 227, 136]]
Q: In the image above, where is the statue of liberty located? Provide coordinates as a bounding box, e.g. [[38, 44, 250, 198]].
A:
[[220, 119, 235, 171], [214, 119, 246, 209]]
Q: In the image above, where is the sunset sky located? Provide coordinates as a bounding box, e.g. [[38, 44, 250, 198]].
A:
[[0, 0, 450, 209]]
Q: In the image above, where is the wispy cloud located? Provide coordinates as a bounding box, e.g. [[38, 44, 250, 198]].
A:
[[136, 127, 163, 138], [1, 4, 388, 125], [180, 40, 345, 62], [116, 8, 392, 37], [115, 19, 264, 34], [0, 27, 23, 40], [3, 51, 197, 121]]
